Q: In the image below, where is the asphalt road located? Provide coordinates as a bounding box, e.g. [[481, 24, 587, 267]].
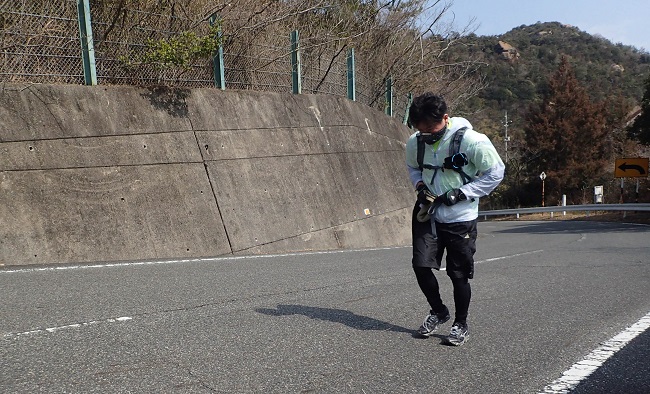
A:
[[1, 220, 649, 393]]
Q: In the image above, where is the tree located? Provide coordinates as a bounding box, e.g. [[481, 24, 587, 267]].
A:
[[284, 0, 486, 109], [523, 56, 610, 204], [88, 0, 485, 108], [628, 74, 650, 145]]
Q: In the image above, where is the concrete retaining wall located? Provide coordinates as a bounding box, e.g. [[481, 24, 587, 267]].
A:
[[0, 84, 413, 266]]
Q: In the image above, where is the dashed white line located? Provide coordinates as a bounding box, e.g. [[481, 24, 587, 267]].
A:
[[3, 316, 133, 339], [438, 249, 543, 270], [539, 311, 650, 393], [1, 247, 542, 339], [476, 249, 544, 263]]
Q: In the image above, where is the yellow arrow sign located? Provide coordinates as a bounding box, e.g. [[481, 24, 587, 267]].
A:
[[615, 158, 649, 178]]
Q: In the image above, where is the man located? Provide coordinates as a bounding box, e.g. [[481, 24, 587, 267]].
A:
[[405, 93, 504, 345]]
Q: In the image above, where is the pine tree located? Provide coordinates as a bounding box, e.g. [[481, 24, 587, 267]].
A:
[[523, 56, 609, 204], [628, 74, 650, 145]]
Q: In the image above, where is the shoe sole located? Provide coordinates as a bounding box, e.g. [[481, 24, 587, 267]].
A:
[[446, 334, 469, 346]]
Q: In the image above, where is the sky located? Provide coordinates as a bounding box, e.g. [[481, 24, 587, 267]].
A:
[[438, 0, 650, 52]]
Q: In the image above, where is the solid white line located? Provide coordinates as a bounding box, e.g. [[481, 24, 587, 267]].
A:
[[3, 316, 133, 339], [0, 247, 545, 275], [539, 311, 650, 394], [0, 246, 409, 274]]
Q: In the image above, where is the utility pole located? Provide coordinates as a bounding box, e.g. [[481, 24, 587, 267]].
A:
[[503, 111, 512, 163]]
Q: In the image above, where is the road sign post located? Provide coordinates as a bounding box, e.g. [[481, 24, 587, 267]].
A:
[[620, 178, 625, 203], [615, 158, 648, 203]]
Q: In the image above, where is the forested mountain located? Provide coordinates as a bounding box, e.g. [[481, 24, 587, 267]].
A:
[[453, 21, 650, 141], [443, 22, 650, 206]]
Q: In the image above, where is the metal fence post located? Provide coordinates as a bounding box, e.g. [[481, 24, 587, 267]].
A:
[[403, 93, 413, 125], [291, 30, 301, 94], [209, 14, 226, 90], [385, 76, 393, 116], [347, 48, 356, 101], [77, 0, 97, 85]]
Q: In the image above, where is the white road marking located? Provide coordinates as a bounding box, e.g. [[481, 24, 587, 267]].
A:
[[539, 311, 650, 394], [476, 249, 544, 263], [1, 248, 544, 340], [0, 246, 408, 274], [0, 248, 546, 275], [3, 316, 133, 339], [439, 249, 543, 270]]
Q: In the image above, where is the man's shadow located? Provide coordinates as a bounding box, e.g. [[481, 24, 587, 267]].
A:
[[256, 304, 445, 340]]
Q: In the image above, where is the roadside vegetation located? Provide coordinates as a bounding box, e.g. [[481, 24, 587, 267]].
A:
[[4, 1, 650, 208]]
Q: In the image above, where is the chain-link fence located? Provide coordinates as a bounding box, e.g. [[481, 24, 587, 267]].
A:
[[1, 1, 409, 118], [0, 1, 83, 84], [222, 34, 292, 92], [300, 35, 346, 97], [89, 2, 215, 87]]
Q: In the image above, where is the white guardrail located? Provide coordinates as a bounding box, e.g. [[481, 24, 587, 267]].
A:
[[478, 203, 650, 220]]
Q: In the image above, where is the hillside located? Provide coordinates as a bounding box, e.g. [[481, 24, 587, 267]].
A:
[[452, 22, 650, 144]]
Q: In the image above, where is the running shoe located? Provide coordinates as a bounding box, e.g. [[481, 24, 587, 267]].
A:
[[417, 311, 451, 337], [446, 322, 469, 346]]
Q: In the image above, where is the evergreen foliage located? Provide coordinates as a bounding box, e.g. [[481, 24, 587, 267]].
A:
[[523, 57, 610, 204], [120, 24, 222, 72]]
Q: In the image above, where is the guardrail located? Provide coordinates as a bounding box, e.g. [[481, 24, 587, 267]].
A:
[[479, 204, 650, 220]]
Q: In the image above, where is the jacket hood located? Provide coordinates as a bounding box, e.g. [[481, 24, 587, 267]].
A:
[[444, 117, 473, 137]]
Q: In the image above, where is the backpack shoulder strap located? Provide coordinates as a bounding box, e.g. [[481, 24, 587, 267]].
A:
[[416, 134, 425, 171], [447, 127, 474, 185], [416, 134, 441, 172], [448, 126, 468, 157]]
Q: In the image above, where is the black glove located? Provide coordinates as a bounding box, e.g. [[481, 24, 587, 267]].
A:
[[416, 183, 436, 204], [441, 188, 467, 206]]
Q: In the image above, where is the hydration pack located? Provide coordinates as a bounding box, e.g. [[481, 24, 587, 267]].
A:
[[416, 126, 473, 185]]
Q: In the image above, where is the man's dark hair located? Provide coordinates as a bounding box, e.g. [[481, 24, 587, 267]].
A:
[[408, 92, 447, 126]]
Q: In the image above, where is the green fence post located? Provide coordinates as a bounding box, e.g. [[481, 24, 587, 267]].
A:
[[385, 76, 393, 116], [291, 30, 301, 94], [403, 93, 413, 125], [76, 0, 97, 85], [347, 48, 356, 101], [210, 14, 225, 90]]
